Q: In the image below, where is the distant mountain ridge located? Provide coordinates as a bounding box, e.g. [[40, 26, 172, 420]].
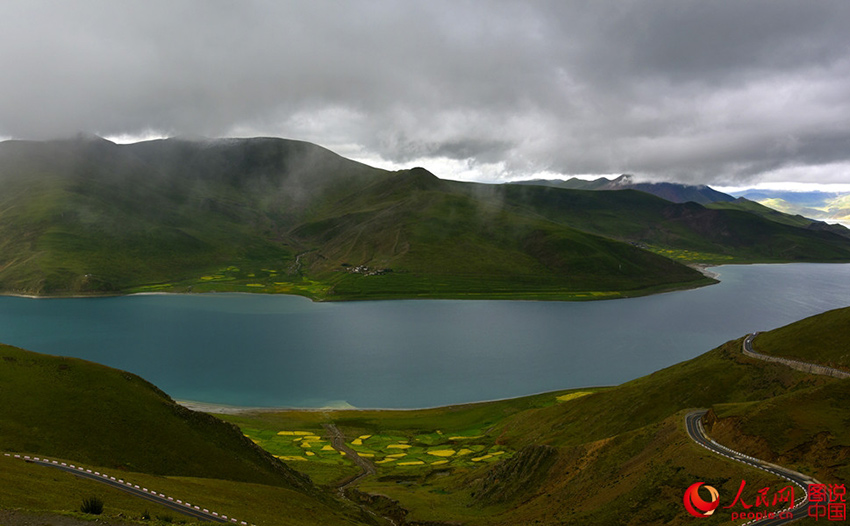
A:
[[2, 136, 850, 300], [510, 174, 737, 204], [732, 189, 850, 227]]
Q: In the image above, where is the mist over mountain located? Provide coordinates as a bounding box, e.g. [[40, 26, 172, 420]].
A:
[[510, 174, 736, 204], [1, 136, 849, 299]]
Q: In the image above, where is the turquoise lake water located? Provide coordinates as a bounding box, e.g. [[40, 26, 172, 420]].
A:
[[1, 263, 848, 408]]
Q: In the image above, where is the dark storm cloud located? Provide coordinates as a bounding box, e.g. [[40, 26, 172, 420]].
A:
[[2, 1, 849, 184]]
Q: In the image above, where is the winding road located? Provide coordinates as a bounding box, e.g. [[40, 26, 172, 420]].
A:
[[322, 423, 397, 526], [322, 423, 376, 489], [4, 453, 247, 524], [683, 331, 843, 525], [743, 332, 850, 379], [685, 411, 816, 525]]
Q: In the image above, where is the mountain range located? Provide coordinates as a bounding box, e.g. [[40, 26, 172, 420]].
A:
[[732, 189, 850, 227], [510, 174, 736, 205], [2, 136, 850, 300]]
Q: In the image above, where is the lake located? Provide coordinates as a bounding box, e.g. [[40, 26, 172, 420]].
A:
[[1, 263, 848, 409]]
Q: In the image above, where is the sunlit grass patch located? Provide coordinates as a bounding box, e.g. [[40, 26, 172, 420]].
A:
[[397, 461, 425, 466], [645, 246, 735, 262], [387, 444, 412, 449], [246, 283, 265, 287], [431, 460, 449, 465], [448, 435, 483, 441], [471, 455, 492, 462], [195, 274, 235, 283], [556, 391, 593, 403], [275, 455, 308, 462], [132, 283, 174, 292], [351, 438, 363, 446], [270, 278, 332, 298], [456, 449, 473, 456], [426, 449, 455, 457]]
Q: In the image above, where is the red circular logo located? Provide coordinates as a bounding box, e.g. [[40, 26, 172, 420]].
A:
[[684, 482, 720, 518]]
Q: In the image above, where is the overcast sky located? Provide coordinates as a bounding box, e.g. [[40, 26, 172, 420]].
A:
[[2, 1, 850, 187]]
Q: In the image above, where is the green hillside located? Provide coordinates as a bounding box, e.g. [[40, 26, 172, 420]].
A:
[[706, 198, 816, 227], [753, 305, 850, 370], [224, 309, 850, 525], [2, 136, 850, 301], [706, 306, 850, 490], [0, 343, 373, 524], [292, 169, 710, 300], [0, 343, 316, 489], [0, 453, 368, 526]]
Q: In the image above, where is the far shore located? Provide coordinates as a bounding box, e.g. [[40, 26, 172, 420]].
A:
[[0, 277, 717, 302], [9, 262, 850, 304], [176, 385, 614, 415]]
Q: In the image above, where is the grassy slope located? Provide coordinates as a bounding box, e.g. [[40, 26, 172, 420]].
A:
[[0, 344, 312, 487], [708, 306, 850, 486], [296, 170, 711, 299], [3, 137, 850, 301], [0, 343, 376, 526], [0, 453, 371, 526], [753, 305, 850, 370], [225, 331, 845, 525], [0, 453, 193, 524], [226, 303, 850, 524], [705, 198, 816, 228]]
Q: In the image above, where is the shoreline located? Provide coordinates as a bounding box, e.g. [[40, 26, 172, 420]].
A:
[[4, 262, 850, 302], [176, 385, 615, 415], [687, 263, 720, 280], [0, 279, 717, 302]]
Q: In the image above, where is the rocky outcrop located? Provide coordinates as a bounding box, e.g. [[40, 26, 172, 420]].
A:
[[472, 444, 558, 505]]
